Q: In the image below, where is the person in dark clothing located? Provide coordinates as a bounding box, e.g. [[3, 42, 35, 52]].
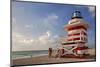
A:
[[48, 48, 52, 58]]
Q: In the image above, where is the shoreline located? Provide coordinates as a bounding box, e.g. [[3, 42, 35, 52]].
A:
[[12, 55, 95, 66], [12, 48, 96, 66], [12, 54, 48, 60]]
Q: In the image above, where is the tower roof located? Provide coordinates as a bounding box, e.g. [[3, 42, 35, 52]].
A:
[[64, 11, 89, 30], [71, 11, 83, 19]]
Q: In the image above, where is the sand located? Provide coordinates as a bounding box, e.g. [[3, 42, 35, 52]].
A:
[[12, 48, 96, 66]]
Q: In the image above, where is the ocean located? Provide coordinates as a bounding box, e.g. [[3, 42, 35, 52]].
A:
[[12, 50, 48, 59]]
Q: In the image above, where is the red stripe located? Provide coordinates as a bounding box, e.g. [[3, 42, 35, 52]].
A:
[[68, 33, 80, 36], [68, 31, 87, 37], [67, 37, 80, 41], [68, 34, 72, 36], [73, 38, 80, 40], [68, 26, 87, 31], [75, 46, 88, 50]]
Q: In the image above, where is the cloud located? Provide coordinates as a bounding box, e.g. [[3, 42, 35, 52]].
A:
[[44, 13, 59, 24], [12, 32, 34, 44], [88, 6, 95, 17], [39, 31, 51, 44], [43, 13, 59, 31], [46, 13, 58, 20], [46, 31, 51, 37], [12, 31, 61, 51], [12, 13, 61, 51], [12, 32, 35, 51], [25, 24, 33, 29]]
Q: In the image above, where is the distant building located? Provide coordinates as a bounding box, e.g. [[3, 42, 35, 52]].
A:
[[62, 11, 89, 56]]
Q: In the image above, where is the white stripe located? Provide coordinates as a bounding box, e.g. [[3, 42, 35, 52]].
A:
[[67, 35, 87, 40], [68, 28, 87, 34], [67, 40, 87, 43]]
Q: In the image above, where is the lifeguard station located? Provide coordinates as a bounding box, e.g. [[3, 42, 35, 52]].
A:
[[61, 11, 89, 57]]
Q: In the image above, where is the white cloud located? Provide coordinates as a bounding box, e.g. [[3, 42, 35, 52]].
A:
[[46, 13, 58, 21], [88, 6, 95, 17], [44, 13, 59, 24], [25, 24, 33, 29], [12, 31, 62, 51], [12, 32, 35, 51], [46, 31, 51, 37], [12, 13, 61, 51], [43, 13, 59, 31], [39, 31, 51, 44]]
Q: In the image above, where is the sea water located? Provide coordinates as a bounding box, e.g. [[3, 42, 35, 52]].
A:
[[12, 50, 48, 59]]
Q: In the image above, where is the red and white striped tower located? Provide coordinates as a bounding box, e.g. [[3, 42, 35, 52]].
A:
[[62, 11, 89, 56]]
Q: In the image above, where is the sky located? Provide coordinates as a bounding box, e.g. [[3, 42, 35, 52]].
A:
[[12, 1, 96, 51]]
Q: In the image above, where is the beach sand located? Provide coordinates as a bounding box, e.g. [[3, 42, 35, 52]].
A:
[[12, 48, 96, 66]]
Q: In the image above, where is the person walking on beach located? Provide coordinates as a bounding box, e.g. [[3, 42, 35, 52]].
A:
[[48, 48, 52, 58]]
